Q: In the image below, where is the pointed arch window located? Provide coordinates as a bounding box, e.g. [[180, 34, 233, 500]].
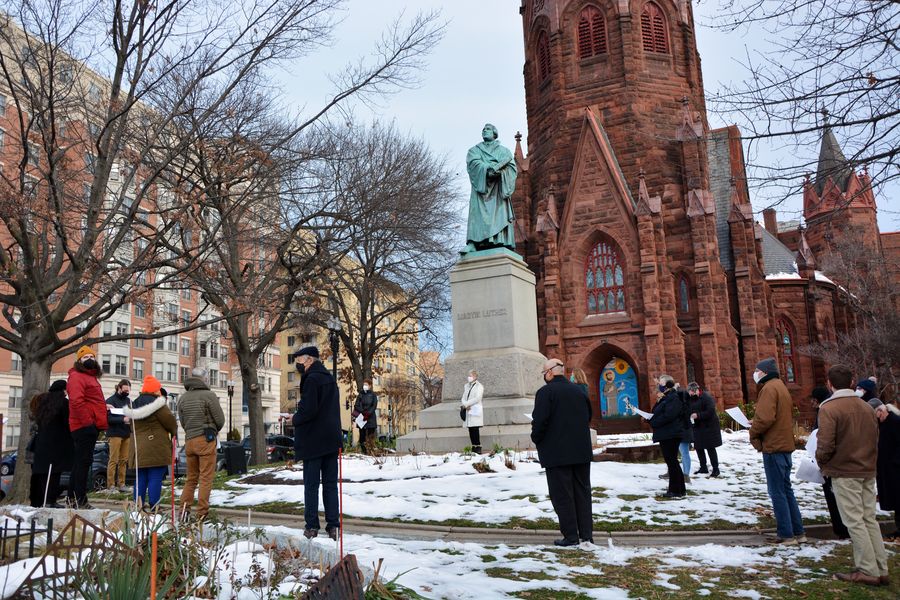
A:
[[640, 2, 669, 54], [577, 6, 607, 59], [586, 241, 626, 314], [678, 274, 691, 313], [776, 318, 797, 383], [536, 30, 551, 81]]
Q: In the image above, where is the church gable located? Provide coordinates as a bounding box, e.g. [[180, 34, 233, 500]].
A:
[[558, 108, 638, 252]]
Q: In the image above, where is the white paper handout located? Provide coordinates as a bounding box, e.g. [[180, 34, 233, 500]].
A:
[[354, 414, 367, 429], [108, 408, 125, 415], [725, 407, 752, 429], [795, 429, 825, 483], [624, 400, 653, 420]]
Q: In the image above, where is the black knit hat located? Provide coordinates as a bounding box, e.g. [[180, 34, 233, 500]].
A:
[[49, 379, 67, 393], [296, 346, 320, 359], [810, 386, 830, 404]]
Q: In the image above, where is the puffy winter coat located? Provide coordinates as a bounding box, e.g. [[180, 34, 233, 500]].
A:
[[292, 361, 342, 460], [530, 376, 592, 468], [177, 377, 225, 441], [353, 391, 378, 430], [105, 392, 131, 438], [125, 393, 177, 468], [67, 365, 108, 432], [876, 403, 900, 511], [690, 391, 723, 449], [31, 391, 74, 474], [460, 380, 484, 428], [649, 388, 686, 443], [749, 374, 795, 453]]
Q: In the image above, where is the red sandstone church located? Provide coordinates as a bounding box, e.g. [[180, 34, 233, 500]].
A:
[[510, 0, 899, 432]]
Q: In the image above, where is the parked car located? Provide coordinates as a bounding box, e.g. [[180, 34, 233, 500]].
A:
[[1, 451, 16, 475], [241, 435, 294, 463], [59, 441, 187, 493]]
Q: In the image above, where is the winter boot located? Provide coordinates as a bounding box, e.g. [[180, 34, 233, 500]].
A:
[[472, 445, 482, 455], [710, 469, 721, 478]]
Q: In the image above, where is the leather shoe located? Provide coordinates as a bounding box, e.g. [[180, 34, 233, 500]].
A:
[[694, 468, 709, 475], [325, 525, 339, 541], [303, 528, 318, 540], [662, 492, 685, 499], [553, 538, 579, 547], [879, 575, 890, 586], [834, 571, 881, 586]]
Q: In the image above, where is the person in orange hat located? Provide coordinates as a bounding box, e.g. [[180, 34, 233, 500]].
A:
[[66, 345, 108, 509], [124, 376, 177, 510]]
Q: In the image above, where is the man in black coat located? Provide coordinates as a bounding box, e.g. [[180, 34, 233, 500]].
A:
[[105, 379, 132, 492], [531, 358, 593, 546], [687, 382, 723, 478], [648, 375, 686, 498], [291, 346, 342, 540]]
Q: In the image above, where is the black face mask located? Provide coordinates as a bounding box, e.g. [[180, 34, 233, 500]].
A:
[[295, 363, 305, 375], [82, 358, 99, 371]]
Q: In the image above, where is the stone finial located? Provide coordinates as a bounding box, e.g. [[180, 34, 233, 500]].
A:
[[676, 96, 704, 141]]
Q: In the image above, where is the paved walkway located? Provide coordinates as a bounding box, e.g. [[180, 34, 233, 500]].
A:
[[90, 499, 875, 547]]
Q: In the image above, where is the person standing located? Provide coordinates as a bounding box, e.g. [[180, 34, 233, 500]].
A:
[[105, 379, 132, 492], [687, 382, 723, 478], [749, 357, 805, 545], [570, 368, 589, 397], [811, 386, 850, 540], [125, 376, 177, 510], [816, 365, 889, 586], [353, 380, 378, 455], [66, 345, 108, 509], [460, 370, 484, 454], [292, 347, 342, 540], [177, 367, 225, 521], [678, 386, 693, 484], [875, 402, 900, 544], [531, 359, 593, 546], [855, 379, 883, 410], [28, 381, 73, 507], [648, 375, 686, 498]]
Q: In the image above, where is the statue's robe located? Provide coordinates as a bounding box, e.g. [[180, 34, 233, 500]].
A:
[[465, 139, 517, 249]]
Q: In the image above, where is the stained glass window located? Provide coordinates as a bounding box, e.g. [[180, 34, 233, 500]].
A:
[[586, 242, 626, 314], [776, 319, 797, 383], [678, 275, 690, 313]]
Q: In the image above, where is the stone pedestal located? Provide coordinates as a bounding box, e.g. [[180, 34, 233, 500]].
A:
[[398, 249, 547, 453]]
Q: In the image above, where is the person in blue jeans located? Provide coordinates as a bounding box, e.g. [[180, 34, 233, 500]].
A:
[[292, 347, 343, 541], [124, 376, 177, 511], [749, 358, 805, 544]]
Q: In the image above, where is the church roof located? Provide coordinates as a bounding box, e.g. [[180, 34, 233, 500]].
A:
[[758, 226, 798, 276], [706, 129, 738, 270], [815, 127, 853, 195]]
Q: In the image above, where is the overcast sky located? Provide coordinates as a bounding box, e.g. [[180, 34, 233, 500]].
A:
[[278, 0, 897, 240]]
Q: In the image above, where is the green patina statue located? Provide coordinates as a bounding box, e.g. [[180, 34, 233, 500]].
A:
[[464, 123, 518, 253]]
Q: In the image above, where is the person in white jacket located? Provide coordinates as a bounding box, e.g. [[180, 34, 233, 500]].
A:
[[460, 370, 484, 454]]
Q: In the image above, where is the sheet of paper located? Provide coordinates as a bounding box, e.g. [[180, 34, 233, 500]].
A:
[[354, 414, 367, 429], [108, 407, 125, 415], [725, 406, 752, 429], [805, 428, 818, 457], [523, 413, 533, 422]]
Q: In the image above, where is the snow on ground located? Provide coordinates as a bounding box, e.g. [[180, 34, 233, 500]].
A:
[[211, 431, 881, 528]]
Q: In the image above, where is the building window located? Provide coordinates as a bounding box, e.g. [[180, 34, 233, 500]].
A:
[[134, 303, 146, 318], [133, 359, 144, 380], [641, 2, 669, 54], [181, 288, 191, 300], [200, 342, 207, 358], [180, 338, 191, 357], [102, 322, 113, 337], [210, 342, 219, 360], [166, 362, 177, 382], [101, 355, 111, 374], [536, 30, 550, 81], [10, 353, 21, 372], [9, 386, 23, 408], [154, 362, 163, 380], [209, 368, 219, 388], [678, 275, 691, 313], [577, 6, 607, 59], [167, 336, 177, 352], [116, 322, 128, 336], [180, 366, 189, 382], [219, 374, 228, 389], [115, 355, 128, 376], [181, 310, 191, 327], [155, 337, 165, 351], [585, 241, 626, 314], [5, 424, 19, 449], [776, 319, 797, 384], [134, 328, 145, 349], [287, 335, 295, 347]]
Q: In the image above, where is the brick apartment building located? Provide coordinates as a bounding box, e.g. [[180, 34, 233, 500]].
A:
[[512, 0, 898, 432]]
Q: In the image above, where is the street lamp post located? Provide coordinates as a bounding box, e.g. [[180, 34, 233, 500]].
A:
[[226, 380, 235, 439], [326, 315, 348, 442]]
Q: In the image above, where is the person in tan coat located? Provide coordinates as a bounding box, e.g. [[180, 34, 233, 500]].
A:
[[748, 357, 805, 545], [816, 365, 889, 587], [125, 376, 177, 510]]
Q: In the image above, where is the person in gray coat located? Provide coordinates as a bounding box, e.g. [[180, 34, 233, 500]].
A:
[[177, 367, 225, 520]]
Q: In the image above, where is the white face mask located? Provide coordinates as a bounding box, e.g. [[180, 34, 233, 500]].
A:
[[855, 389, 865, 397], [363, 385, 370, 392], [467, 376, 474, 383], [752, 371, 764, 384]]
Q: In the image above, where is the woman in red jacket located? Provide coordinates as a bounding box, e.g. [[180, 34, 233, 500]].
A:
[[66, 345, 108, 508]]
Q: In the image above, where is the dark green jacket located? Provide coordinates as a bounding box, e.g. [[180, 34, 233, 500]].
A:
[[177, 377, 225, 441]]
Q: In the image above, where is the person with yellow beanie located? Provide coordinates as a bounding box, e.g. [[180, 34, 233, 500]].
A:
[[66, 345, 108, 509], [124, 376, 177, 510]]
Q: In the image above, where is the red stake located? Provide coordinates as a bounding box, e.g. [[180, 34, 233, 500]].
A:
[[150, 531, 158, 599], [171, 437, 177, 527], [339, 446, 344, 559]]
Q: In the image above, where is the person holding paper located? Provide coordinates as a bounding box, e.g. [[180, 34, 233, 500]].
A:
[[875, 401, 900, 544], [648, 375, 686, 498], [817, 365, 889, 586], [105, 378, 132, 492], [353, 380, 378, 455], [687, 382, 722, 478], [748, 357, 805, 545], [531, 359, 593, 546], [460, 370, 484, 454]]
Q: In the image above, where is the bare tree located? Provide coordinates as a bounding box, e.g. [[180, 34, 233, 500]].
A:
[[709, 0, 899, 206], [416, 350, 444, 408], [310, 121, 460, 395], [379, 374, 419, 440]]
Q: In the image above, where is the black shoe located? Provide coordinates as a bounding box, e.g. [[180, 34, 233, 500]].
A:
[[710, 469, 720, 478], [325, 526, 339, 541], [694, 468, 709, 475], [662, 492, 685, 499], [472, 446, 482, 454], [554, 538, 579, 547], [303, 528, 318, 539]]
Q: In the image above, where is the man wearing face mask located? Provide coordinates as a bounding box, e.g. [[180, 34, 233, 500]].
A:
[[748, 357, 805, 545], [353, 380, 378, 454], [105, 379, 132, 492], [460, 370, 484, 454], [855, 379, 883, 410], [291, 346, 342, 540], [531, 359, 593, 547], [66, 345, 108, 509]]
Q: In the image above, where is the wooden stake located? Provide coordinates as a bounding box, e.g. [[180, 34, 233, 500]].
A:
[[150, 531, 158, 599]]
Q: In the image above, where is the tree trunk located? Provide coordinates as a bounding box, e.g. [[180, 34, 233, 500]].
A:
[[239, 357, 266, 466], [8, 354, 52, 504]]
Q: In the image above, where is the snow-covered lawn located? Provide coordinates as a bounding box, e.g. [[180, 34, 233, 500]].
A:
[[210, 431, 887, 530], [269, 525, 899, 599]]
